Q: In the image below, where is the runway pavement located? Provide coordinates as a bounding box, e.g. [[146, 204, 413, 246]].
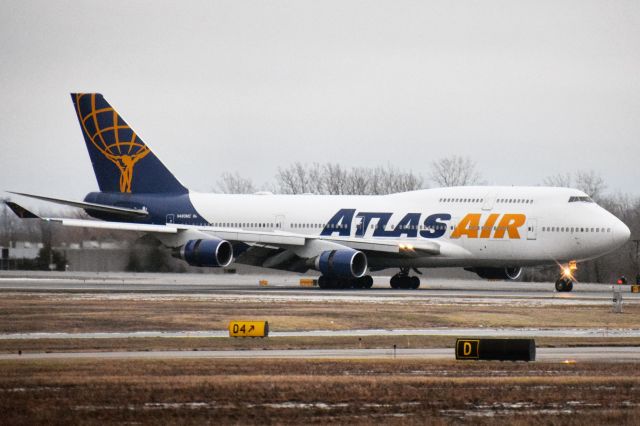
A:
[[1, 346, 639, 362], [0, 272, 638, 307], [3, 327, 640, 340]]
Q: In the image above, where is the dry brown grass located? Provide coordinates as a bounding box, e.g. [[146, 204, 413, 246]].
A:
[[1, 358, 639, 424], [1, 294, 639, 333]]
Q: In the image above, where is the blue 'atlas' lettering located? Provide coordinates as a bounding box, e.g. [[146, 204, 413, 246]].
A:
[[391, 213, 421, 238], [320, 209, 355, 236], [420, 213, 451, 239], [355, 212, 392, 237]]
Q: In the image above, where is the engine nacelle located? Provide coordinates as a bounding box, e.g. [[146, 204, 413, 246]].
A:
[[315, 249, 367, 278], [179, 238, 233, 267], [469, 267, 523, 281]]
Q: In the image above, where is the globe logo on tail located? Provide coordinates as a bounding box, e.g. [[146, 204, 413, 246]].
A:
[[74, 93, 150, 193]]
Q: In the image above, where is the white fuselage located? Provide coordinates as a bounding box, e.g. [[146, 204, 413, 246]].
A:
[[185, 186, 629, 269]]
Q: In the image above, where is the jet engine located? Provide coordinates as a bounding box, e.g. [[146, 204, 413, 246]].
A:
[[468, 267, 523, 281], [177, 238, 233, 267], [315, 249, 367, 279]]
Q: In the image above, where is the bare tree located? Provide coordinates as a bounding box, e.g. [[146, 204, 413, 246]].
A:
[[543, 170, 607, 201], [276, 162, 314, 194], [543, 173, 573, 188], [276, 162, 425, 195], [216, 172, 256, 194], [575, 170, 607, 201], [323, 163, 348, 195], [429, 155, 483, 187]]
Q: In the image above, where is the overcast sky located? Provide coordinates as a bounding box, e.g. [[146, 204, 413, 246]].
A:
[[1, 0, 639, 200]]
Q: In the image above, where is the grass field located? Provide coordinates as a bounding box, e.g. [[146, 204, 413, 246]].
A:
[[1, 358, 639, 425], [1, 294, 639, 333], [2, 290, 639, 424]]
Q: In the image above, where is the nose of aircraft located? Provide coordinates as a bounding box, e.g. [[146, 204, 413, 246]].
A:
[[611, 218, 631, 248]]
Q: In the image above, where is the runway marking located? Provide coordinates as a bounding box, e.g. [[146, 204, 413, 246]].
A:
[[2, 327, 640, 340]]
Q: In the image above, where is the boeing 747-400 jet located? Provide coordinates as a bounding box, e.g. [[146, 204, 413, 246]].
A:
[[5, 94, 631, 291]]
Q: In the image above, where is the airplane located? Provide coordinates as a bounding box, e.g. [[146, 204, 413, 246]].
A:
[[5, 93, 631, 292]]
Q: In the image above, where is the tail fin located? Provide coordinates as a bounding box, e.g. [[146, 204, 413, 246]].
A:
[[71, 93, 187, 194]]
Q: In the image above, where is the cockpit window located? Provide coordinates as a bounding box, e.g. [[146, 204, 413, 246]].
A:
[[568, 196, 594, 203]]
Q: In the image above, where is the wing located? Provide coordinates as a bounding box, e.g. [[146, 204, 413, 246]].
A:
[[4, 201, 449, 272]]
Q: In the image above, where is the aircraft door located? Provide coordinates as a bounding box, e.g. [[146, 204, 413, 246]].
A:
[[274, 214, 285, 230], [166, 214, 174, 224], [482, 192, 496, 211], [527, 219, 537, 240]]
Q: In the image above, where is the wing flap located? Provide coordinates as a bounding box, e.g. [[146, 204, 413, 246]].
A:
[[318, 237, 441, 256], [51, 218, 178, 233], [178, 226, 306, 246]]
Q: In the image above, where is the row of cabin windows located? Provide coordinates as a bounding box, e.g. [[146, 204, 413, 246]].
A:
[[210, 222, 449, 231], [542, 226, 611, 233], [497, 198, 533, 204], [213, 222, 277, 228], [440, 198, 484, 203], [439, 197, 534, 204], [295, 223, 450, 231]]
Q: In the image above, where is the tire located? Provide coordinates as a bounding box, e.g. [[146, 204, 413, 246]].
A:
[[337, 279, 351, 289], [318, 276, 329, 289], [390, 275, 399, 289], [566, 281, 574, 292], [410, 276, 420, 289], [399, 276, 410, 289], [363, 275, 374, 289], [555, 279, 565, 292], [353, 278, 365, 289], [355, 275, 373, 289]]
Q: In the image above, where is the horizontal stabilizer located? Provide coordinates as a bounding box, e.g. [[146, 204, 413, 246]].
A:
[[5, 201, 40, 219], [8, 191, 149, 217]]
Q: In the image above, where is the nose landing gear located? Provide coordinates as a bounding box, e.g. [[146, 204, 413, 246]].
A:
[[390, 268, 421, 289], [555, 261, 577, 292], [555, 277, 574, 292]]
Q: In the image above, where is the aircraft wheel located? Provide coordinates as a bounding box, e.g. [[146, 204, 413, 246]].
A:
[[362, 275, 374, 289], [410, 276, 420, 289], [337, 278, 351, 289], [390, 275, 400, 289], [318, 276, 330, 289], [555, 278, 574, 292]]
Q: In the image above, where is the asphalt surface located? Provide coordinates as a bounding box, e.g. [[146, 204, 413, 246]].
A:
[[1, 346, 639, 362], [3, 327, 640, 340], [0, 272, 637, 307]]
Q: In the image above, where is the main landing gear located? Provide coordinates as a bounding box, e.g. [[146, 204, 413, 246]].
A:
[[318, 275, 374, 289], [555, 261, 577, 292], [390, 268, 420, 289]]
